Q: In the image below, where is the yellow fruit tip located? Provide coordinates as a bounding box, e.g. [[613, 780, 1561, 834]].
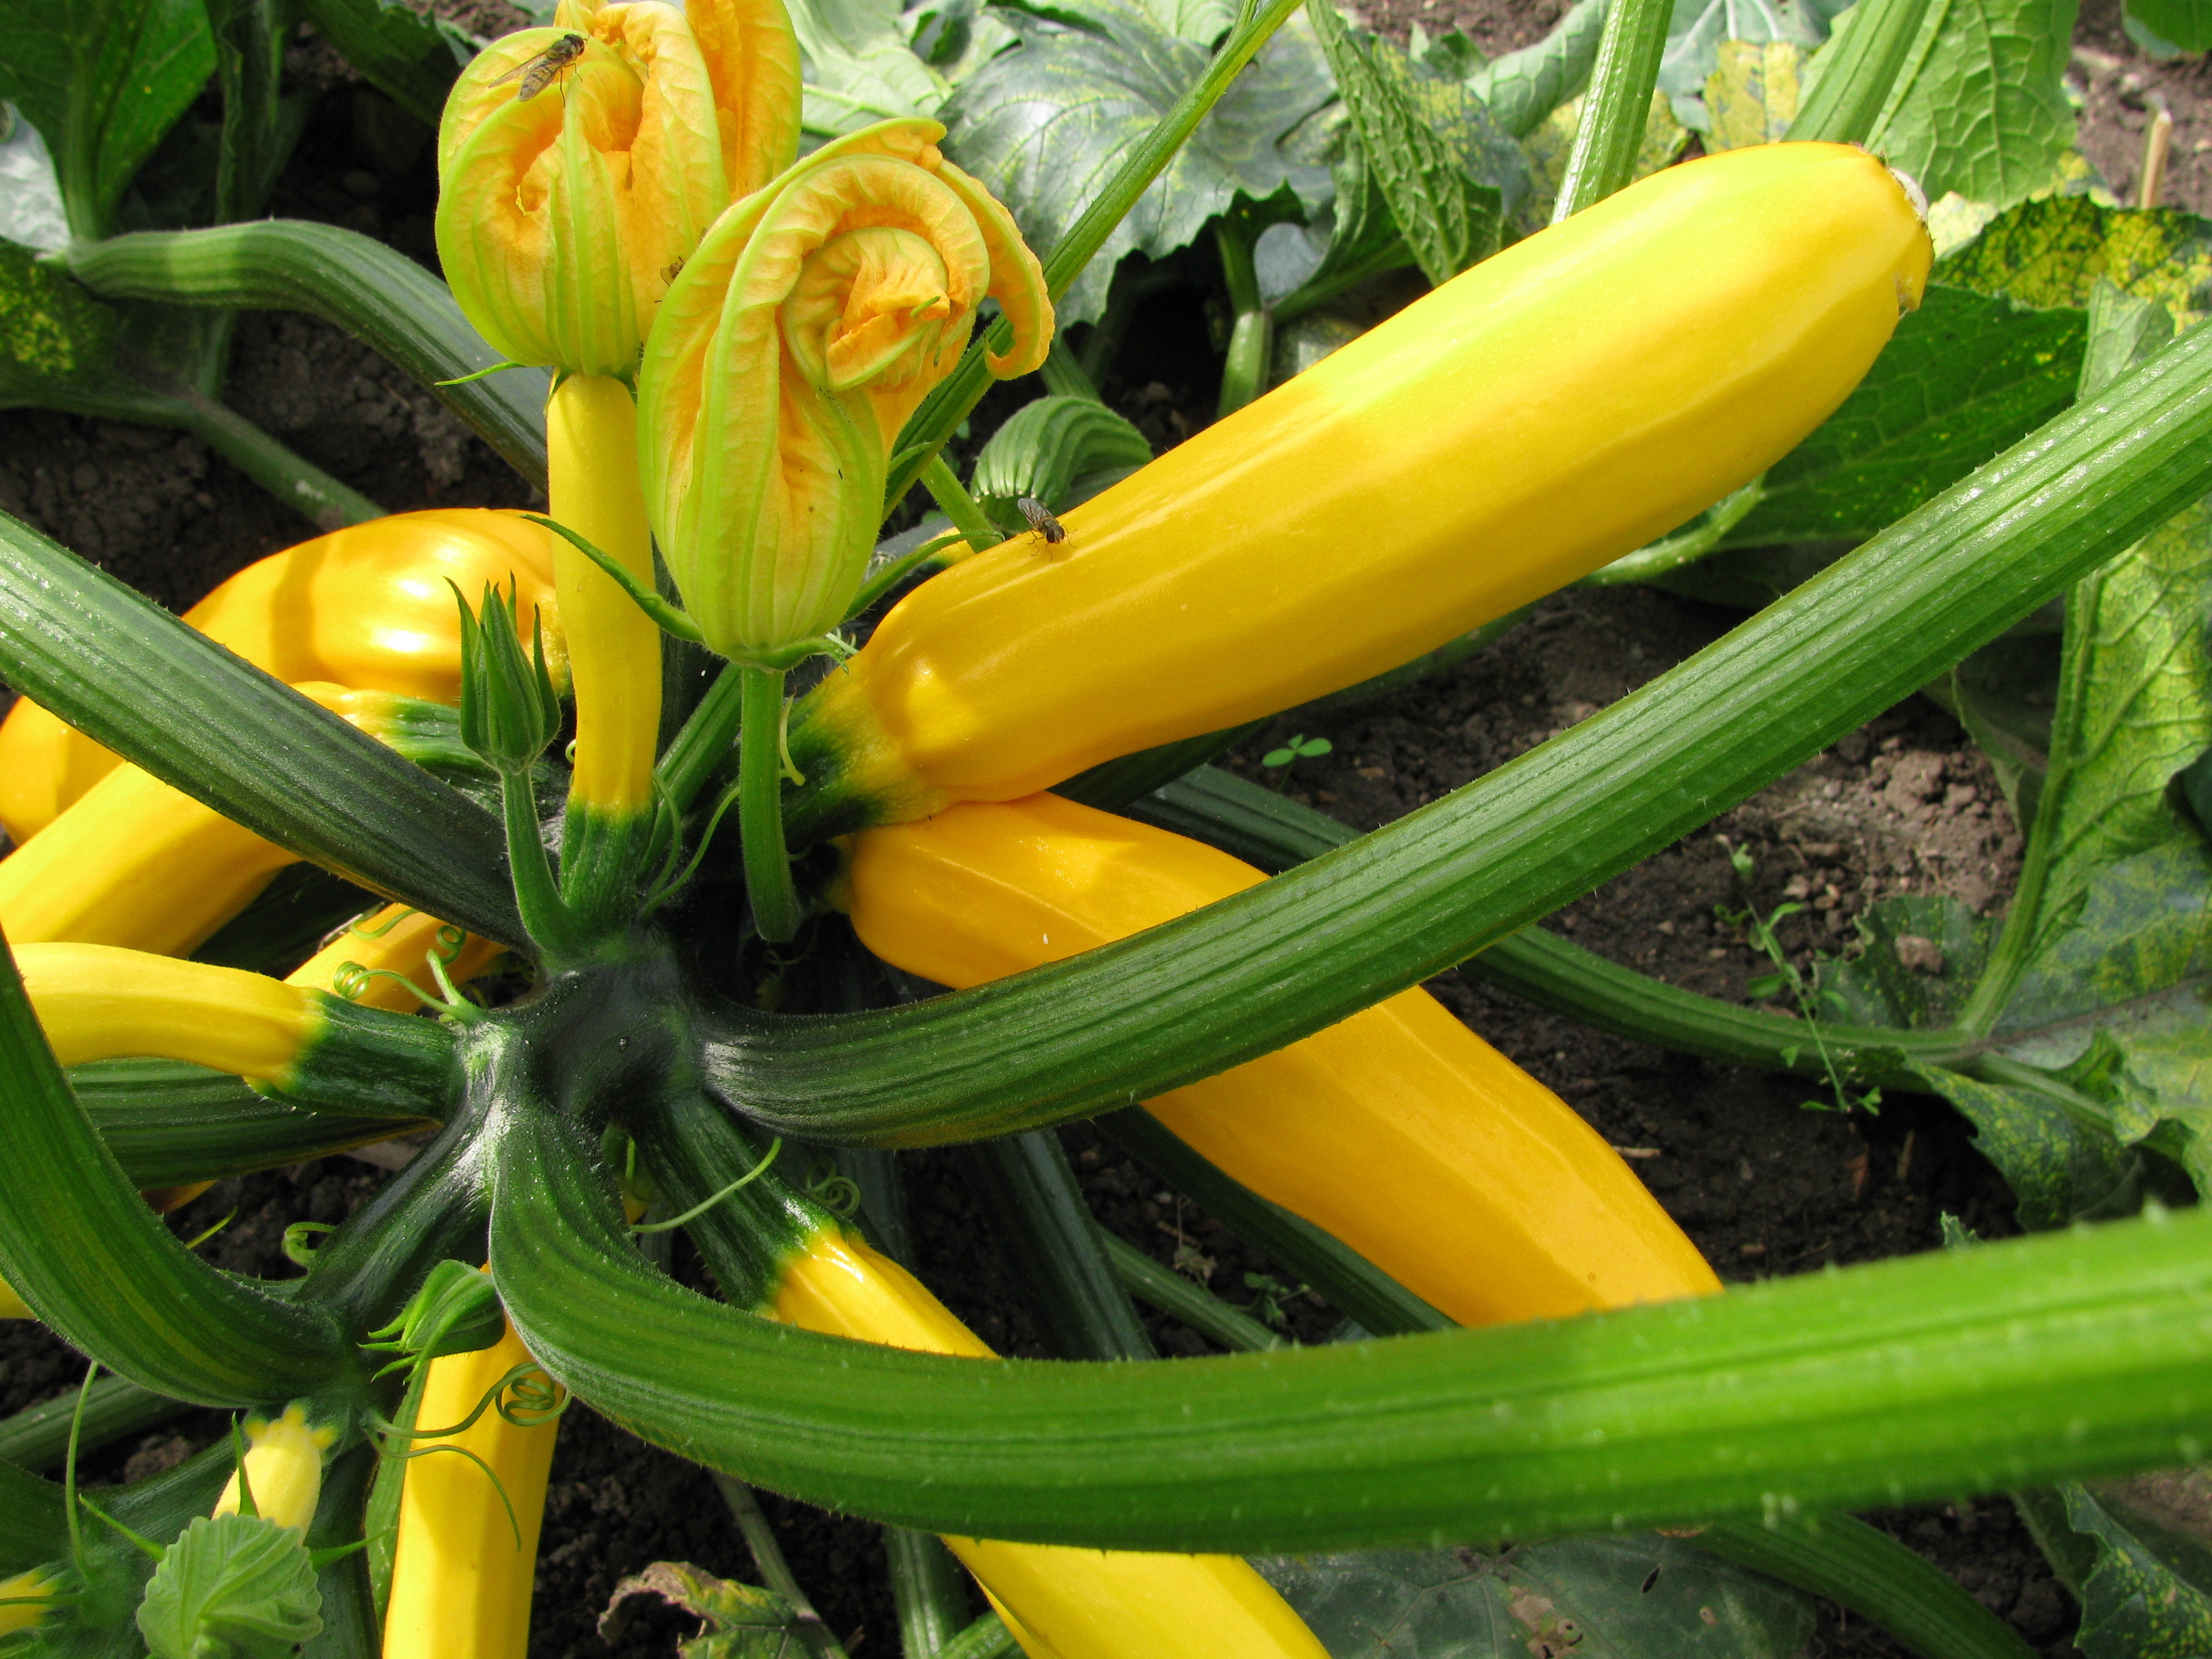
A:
[[1887, 166, 1930, 225]]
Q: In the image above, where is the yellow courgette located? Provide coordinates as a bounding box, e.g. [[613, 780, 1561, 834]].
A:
[[0, 685, 436, 957], [785, 142, 1930, 838], [841, 794, 1721, 1323], [0, 509, 563, 844], [381, 1317, 560, 1659], [773, 1226, 1329, 1659]]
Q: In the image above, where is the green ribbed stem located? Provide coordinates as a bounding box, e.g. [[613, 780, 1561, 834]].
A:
[[1785, 0, 1939, 145], [961, 1132, 1155, 1361], [70, 224, 550, 486], [741, 666, 805, 945], [492, 1105, 2212, 1553], [0, 1374, 186, 1475], [1550, 0, 1673, 220]]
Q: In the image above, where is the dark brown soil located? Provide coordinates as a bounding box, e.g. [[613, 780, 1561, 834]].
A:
[[2, 1, 2188, 1653]]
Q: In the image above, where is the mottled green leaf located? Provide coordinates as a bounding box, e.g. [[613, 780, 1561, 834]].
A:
[[1660, 0, 1831, 130], [940, 0, 1334, 323], [1869, 0, 2078, 209], [1934, 196, 2212, 327], [2061, 1483, 2212, 1659], [0, 238, 124, 401], [137, 1514, 323, 1659], [1907, 1060, 2139, 1231], [1307, 3, 1505, 284], [601, 1560, 813, 1658], [1722, 285, 2085, 549], [2126, 0, 2212, 51], [1700, 37, 1806, 148], [1819, 894, 1998, 1029], [1465, 0, 1606, 138], [1257, 1537, 1813, 1658], [1520, 90, 1689, 223], [0, 0, 216, 239]]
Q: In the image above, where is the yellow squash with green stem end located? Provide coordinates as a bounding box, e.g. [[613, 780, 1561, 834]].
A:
[[214, 1402, 341, 1531], [0, 685, 476, 957], [841, 793, 1723, 1323], [12, 943, 325, 1075], [0, 1567, 58, 1636], [771, 1226, 1329, 1659], [0, 511, 563, 844], [381, 1315, 561, 1659], [784, 141, 1933, 840]]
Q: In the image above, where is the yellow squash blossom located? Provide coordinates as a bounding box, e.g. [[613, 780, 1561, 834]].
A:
[[637, 118, 1051, 665], [437, 0, 802, 374]]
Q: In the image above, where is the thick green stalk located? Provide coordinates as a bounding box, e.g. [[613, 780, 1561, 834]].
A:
[[961, 1134, 1155, 1361], [884, 0, 1306, 508], [1550, 0, 1673, 221], [0, 929, 356, 1407], [493, 1110, 2212, 1552], [1695, 1515, 2037, 1659], [706, 316, 2212, 1146], [1130, 767, 1971, 1086], [659, 664, 744, 815], [71, 1059, 428, 1189], [0, 509, 524, 947], [1214, 222, 1271, 417], [740, 667, 805, 944], [1041, 337, 1102, 403], [888, 1528, 971, 1658], [1102, 1231, 1285, 1352], [70, 225, 552, 486], [1784, 0, 1939, 145], [0, 1374, 184, 1473], [920, 454, 1004, 553]]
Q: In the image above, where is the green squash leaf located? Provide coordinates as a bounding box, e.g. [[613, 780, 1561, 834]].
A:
[[792, 0, 955, 135], [1868, 0, 2080, 209], [1465, 0, 1607, 138], [1658, 0, 1832, 131], [2060, 1482, 2212, 1659], [1719, 285, 2087, 551], [1700, 37, 1807, 150], [1306, 2, 1512, 284], [1934, 196, 2212, 328], [1258, 1537, 1812, 1658], [136, 1514, 323, 1659], [0, 0, 216, 240], [940, 0, 1334, 323]]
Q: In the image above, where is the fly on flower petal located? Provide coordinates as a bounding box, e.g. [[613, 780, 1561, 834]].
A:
[[486, 31, 586, 100]]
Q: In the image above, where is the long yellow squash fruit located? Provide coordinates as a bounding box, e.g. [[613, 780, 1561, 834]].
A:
[[288, 902, 505, 1013], [0, 509, 563, 844], [382, 1317, 559, 1659], [842, 794, 1721, 1324], [785, 142, 1931, 837], [13, 943, 321, 1076], [0, 685, 437, 957], [773, 1226, 1329, 1659]]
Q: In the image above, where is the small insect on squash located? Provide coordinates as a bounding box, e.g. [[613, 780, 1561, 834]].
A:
[[1017, 496, 1066, 544], [488, 31, 586, 101]]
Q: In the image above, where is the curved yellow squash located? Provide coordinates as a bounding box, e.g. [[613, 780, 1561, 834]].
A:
[[776, 1228, 1329, 1659], [789, 143, 1930, 834], [0, 509, 563, 843], [842, 794, 1722, 1323]]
